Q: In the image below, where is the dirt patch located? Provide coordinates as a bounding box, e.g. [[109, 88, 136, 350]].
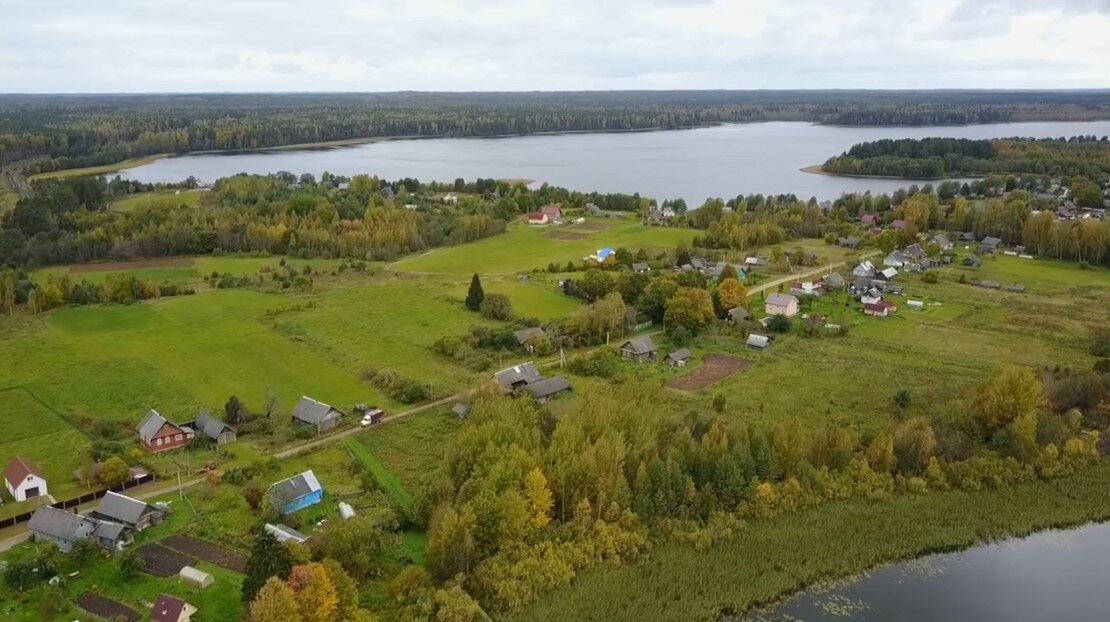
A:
[[544, 230, 591, 240], [576, 220, 613, 231], [70, 256, 195, 273], [136, 543, 195, 577], [75, 592, 141, 622], [666, 354, 753, 391], [162, 534, 247, 572]]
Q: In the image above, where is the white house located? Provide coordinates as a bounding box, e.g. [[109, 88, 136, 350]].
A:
[[4, 456, 48, 502]]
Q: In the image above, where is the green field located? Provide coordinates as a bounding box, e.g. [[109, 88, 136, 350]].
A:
[[33, 255, 348, 287], [109, 189, 204, 212], [0, 388, 91, 504], [26, 154, 167, 182], [393, 220, 699, 275]]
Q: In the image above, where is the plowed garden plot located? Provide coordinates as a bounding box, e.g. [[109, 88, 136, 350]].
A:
[[162, 534, 247, 572], [544, 230, 591, 240], [136, 543, 195, 577], [75, 592, 141, 622], [666, 354, 752, 390], [70, 256, 194, 272]]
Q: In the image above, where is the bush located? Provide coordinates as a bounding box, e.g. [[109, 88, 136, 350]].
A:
[[567, 349, 621, 378], [922, 272, 938, 283], [766, 314, 791, 333], [480, 293, 513, 320], [366, 368, 434, 404]]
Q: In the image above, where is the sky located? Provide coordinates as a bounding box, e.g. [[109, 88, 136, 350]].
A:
[[2, 0, 1108, 93]]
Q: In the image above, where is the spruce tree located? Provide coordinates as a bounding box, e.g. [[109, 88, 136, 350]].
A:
[[242, 530, 294, 602], [465, 273, 484, 311]]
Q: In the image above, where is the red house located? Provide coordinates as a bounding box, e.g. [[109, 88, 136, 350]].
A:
[[864, 300, 896, 317], [137, 409, 194, 452], [539, 204, 561, 219], [860, 214, 877, 225]]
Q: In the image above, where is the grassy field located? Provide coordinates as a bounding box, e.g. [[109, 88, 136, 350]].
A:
[[109, 189, 204, 212], [32, 255, 348, 287], [512, 461, 1110, 622], [26, 155, 167, 182], [0, 387, 92, 504], [393, 220, 699, 275]]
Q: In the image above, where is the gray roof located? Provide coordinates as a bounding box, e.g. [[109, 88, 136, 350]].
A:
[[747, 334, 770, 349], [933, 234, 951, 247], [494, 362, 543, 389], [728, 306, 750, 320], [92, 491, 152, 526], [824, 273, 845, 287], [766, 293, 797, 307], [264, 523, 308, 543], [632, 262, 650, 271], [1006, 283, 1026, 292], [621, 335, 658, 355], [525, 376, 572, 400], [292, 396, 341, 424], [665, 348, 692, 362], [981, 236, 1002, 247], [93, 520, 128, 542], [28, 506, 96, 543], [137, 409, 168, 444], [512, 327, 545, 345], [267, 470, 323, 505], [904, 243, 925, 258], [194, 411, 233, 440]]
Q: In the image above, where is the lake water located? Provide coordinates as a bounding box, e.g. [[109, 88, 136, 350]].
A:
[[738, 521, 1110, 622], [116, 120, 1110, 202]]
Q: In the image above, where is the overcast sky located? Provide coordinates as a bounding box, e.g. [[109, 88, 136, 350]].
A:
[[2, 0, 1108, 93]]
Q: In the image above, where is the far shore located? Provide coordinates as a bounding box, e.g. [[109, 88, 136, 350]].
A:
[[800, 163, 981, 182]]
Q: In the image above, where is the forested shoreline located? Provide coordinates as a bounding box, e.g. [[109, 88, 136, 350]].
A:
[[3, 91, 1109, 179], [822, 136, 1110, 180]]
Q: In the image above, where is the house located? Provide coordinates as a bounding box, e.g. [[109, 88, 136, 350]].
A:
[[745, 256, 769, 267], [852, 261, 875, 278], [885, 285, 905, 296], [527, 211, 550, 225], [27, 506, 130, 552], [137, 410, 194, 453], [619, 336, 659, 362], [525, 376, 573, 402], [789, 281, 823, 297], [727, 306, 751, 323], [932, 234, 953, 251], [823, 273, 846, 289], [860, 288, 884, 305], [266, 470, 324, 515], [189, 411, 236, 445], [512, 327, 546, 352], [963, 255, 982, 268], [903, 243, 926, 259], [837, 236, 861, 248], [860, 214, 878, 225], [632, 262, 651, 273], [179, 566, 214, 589], [585, 247, 616, 263], [883, 252, 906, 268], [379, 186, 395, 199], [494, 362, 543, 390], [264, 523, 309, 544], [5, 456, 48, 502], [336, 182, 350, 191], [864, 301, 895, 317], [152, 594, 197, 622], [88, 491, 165, 532], [958, 231, 976, 242], [690, 257, 708, 271], [451, 402, 470, 419], [764, 293, 799, 317], [539, 204, 561, 220], [979, 237, 1002, 253], [291, 396, 344, 434], [747, 334, 771, 350], [875, 267, 898, 281], [664, 348, 692, 367]]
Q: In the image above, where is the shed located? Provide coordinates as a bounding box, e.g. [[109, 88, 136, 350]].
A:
[[524, 376, 572, 402], [266, 470, 324, 515], [179, 566, 214, 589], [264, 523, 309, 544], [291, 396, 344, 434], [152, 594, 197, 622], [727, 306, 750, 323], [512, 327, 546, 352], [664, 348, 692, 367], [632, 262, 651, 273], [191, 411, 237, 445], [619, 336, 659, 362]]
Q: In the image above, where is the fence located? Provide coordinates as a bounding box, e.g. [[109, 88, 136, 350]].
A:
[[0, 473, 155, 531]]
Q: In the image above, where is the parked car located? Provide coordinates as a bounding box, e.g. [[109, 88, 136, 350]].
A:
[[356, 404, 385, 426]]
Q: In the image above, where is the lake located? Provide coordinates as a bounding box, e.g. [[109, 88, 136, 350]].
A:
[[738, 521, 1110, 622], [115, 120, 1110, 202]]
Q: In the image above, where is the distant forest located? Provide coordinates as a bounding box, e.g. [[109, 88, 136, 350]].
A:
[[821, 136, 1110, 180], [2, 90, 1109, 176]]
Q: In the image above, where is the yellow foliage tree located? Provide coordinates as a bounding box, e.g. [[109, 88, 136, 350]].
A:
[[717, 277, 747, 310], [250, 576, 302, 622], [522, 468, 554, 528], [287, 563, 339, 622]]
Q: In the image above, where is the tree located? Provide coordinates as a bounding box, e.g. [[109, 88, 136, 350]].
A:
[[99, 455, 130, 487], [718, 264, 739, 282], [580, 269, 616, 302], [250, 576, 302, 622], [312, 517, 388, 581], [479, 293, 512, 320], [288, 564, 339, 622], [117, 547, 145, 578], [465, 273, 484, 311], [242, 530, 295, 602], [970, 366, 1044, 436], [717, 278, 747, 310], [225, 395, 246, 425], [320, 559, 367, 622], [766, 314, 791, 333], [522, 468, 553, 528], [663, 287, 714, 337]]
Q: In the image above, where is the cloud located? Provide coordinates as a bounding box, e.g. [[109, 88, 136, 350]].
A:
[[0, 0, 1107, 92]]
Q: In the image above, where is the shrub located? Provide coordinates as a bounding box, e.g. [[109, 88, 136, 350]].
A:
[[766, 314, 791, 333], [366, 368, 434, 404], [480, 293, 513, 320], [567, 349, 621, 378], [921, 272, 938, 283]]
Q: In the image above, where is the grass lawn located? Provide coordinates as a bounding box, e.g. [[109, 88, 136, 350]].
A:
[[393, 220, 699, 275], [110, 189, 204, 212], [0, 387, 92, 503], [447, 275, 581, 320], [347, 407, 461, 501]]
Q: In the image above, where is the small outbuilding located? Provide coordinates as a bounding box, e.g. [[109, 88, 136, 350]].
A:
[[619, 336, 659, 362], [189, 411, 237, 445], [524, 376, 572, 402], [747, 334, 771, 350], [291, 396, 344, 434], [664, 348, 692, 367], [179, 566, 214, 589], [727, 306, 750, 323], [152, 594, 197, 622], [4, 456, 48, 502]]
